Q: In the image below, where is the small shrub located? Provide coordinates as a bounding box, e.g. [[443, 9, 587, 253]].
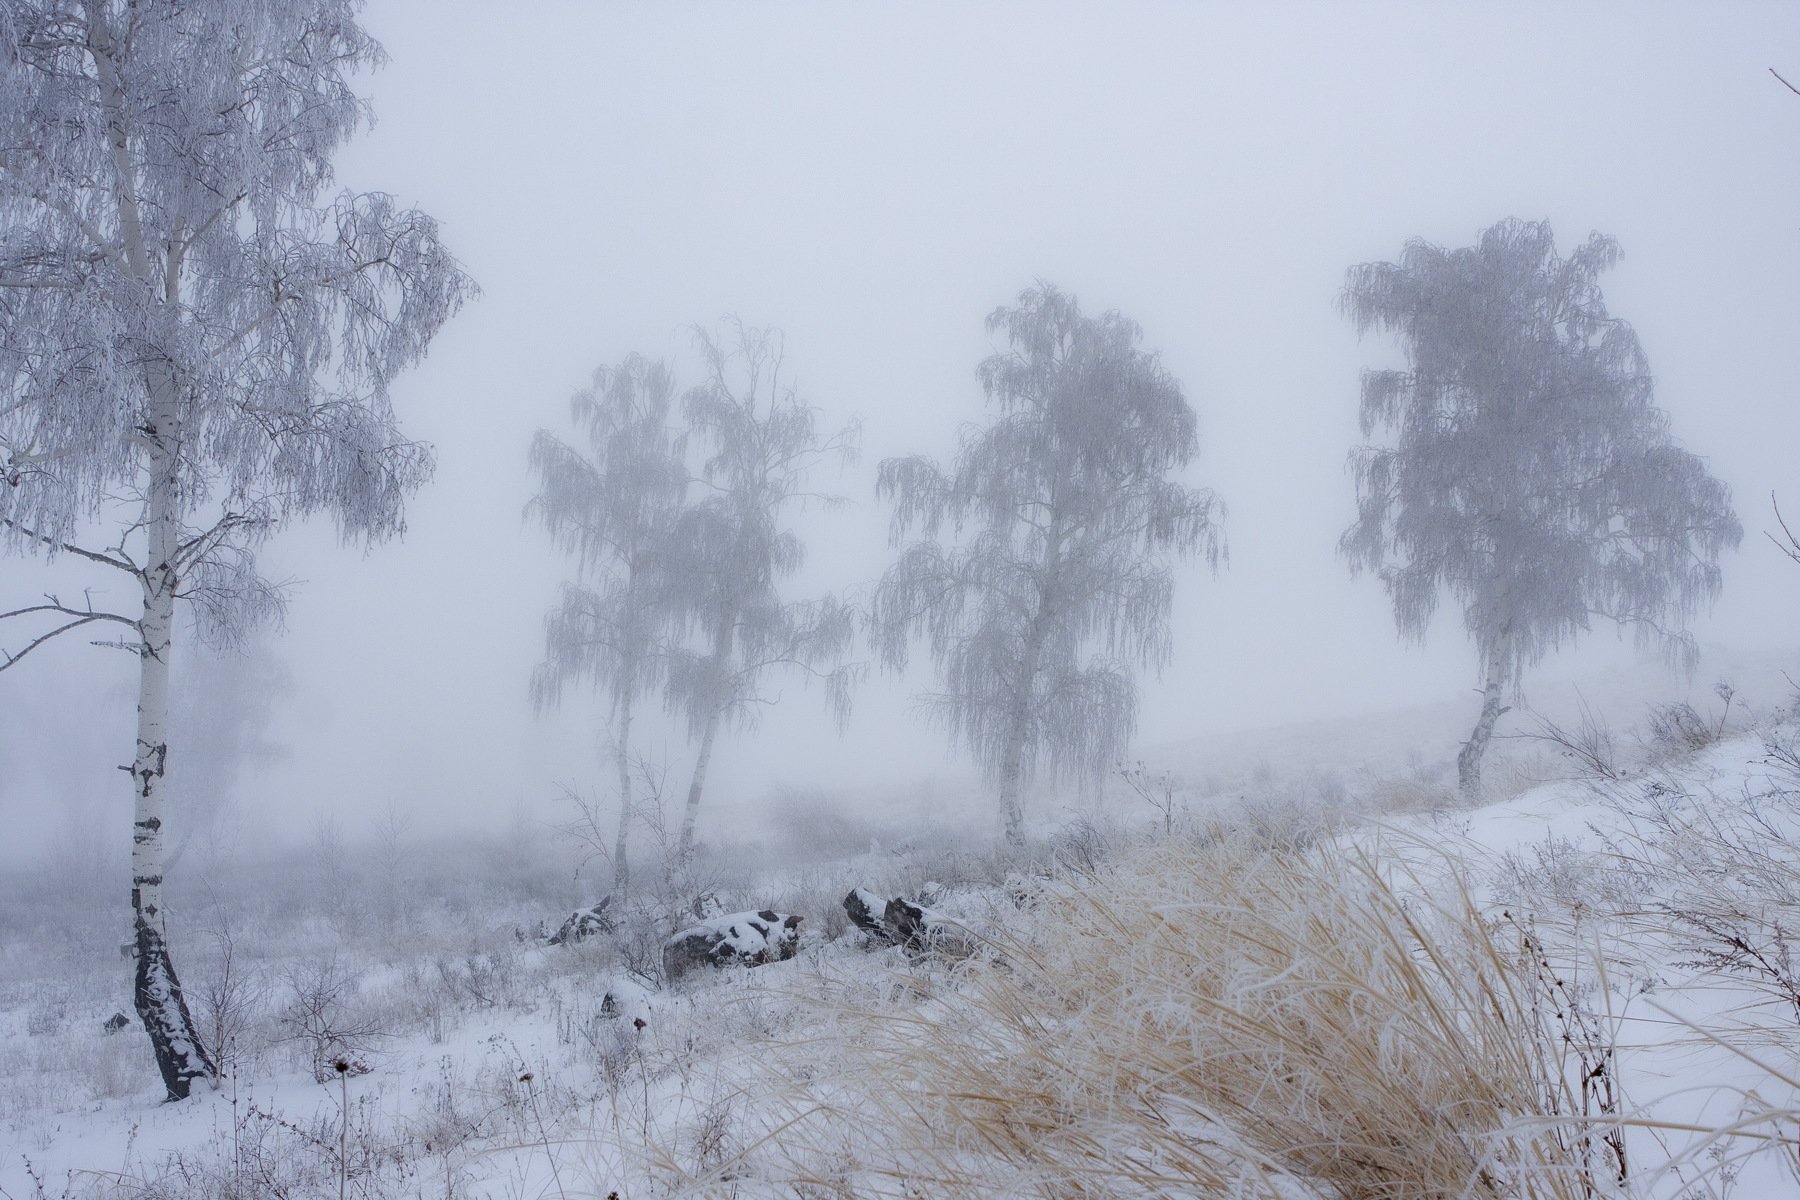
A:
[[280, 956, 388, 1081], [191, 906, 270, 1073], [1643, 684, 1737, 761], [1525, 700, 1622, 781]]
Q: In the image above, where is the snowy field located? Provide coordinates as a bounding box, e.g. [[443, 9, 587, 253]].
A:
[[6, 671, 1800, 1199]]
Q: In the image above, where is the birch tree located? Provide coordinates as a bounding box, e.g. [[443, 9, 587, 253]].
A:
[[666, 322, 859, 855], [1340, 218, 1740, 798], [872, 284, 1223, 847], [528, 355, 687, 894], [0, 0, 473, 1099]]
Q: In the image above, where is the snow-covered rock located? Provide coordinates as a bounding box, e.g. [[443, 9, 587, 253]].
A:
[[547, 898, 617, 946], [662, 909, 802, 982], [599, 976, 654, 1027], [842, 887, 975, 955], [843, 887, 893, 941]]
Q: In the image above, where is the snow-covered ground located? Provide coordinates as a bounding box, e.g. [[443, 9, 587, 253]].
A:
[[6, 672, 1800, 1198]]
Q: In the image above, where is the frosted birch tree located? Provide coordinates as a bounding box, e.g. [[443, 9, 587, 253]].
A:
[[0, 0, 473, 1099], [528, 355, 688, 894], [666, 322, 859, 855], [1340, 218, 1740, 799], [872, 285, 1223, 847]]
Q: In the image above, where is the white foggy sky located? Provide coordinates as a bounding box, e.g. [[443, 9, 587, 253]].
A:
[[5, 2, 1799, 852]]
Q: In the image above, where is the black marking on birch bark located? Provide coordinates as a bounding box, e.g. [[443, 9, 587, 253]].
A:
[[134, 740, 167, 778]]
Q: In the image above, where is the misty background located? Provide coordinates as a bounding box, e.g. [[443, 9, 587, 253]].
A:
[[3, 1, 1797, 866]]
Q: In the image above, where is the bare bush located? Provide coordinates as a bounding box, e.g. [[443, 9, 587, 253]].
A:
[[1642, 684, 1737, 761], [1490, 834, 1640, 920], [1117, 760, 1183, 835], [1764, 718, 1800, 784], [1608, 776, 1800, 1026], [121, 1088, 410, 1200], [192, 901, 269, 1074], [1521, 699, 1622, 781], [280, 957, 389, 1082], [1049, 815, 1111, 876]]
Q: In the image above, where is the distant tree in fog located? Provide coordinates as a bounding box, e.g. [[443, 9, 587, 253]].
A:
[[0, 0, 473, 1099], [528, 355, 688, 893], [165, 637, 295, 873], [664, 322, 860, 856], [1340, 218, 1740, 799], [872, 285, 1223, 848]]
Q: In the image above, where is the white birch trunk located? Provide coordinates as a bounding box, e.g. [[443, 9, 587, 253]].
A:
[[995, 611, 1054, 849], [611, 692, 633, 895], [994, 545, 1062, 849], [94, 10, 215, 1098], [130, 390, 217, 1100], [678, 709, 722, 858], [995, 726, 1029, 849], [678, 615, 735, 857], [1457, 637, 1512, 802]]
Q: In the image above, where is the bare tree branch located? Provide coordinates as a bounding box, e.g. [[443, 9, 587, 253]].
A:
[[1770, 493, 1800, 566], [0, 517, 139, 573], [0, 602, 140, 673]]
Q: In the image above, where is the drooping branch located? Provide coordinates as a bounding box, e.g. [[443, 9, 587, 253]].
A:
[[0, 153, 128, 266]]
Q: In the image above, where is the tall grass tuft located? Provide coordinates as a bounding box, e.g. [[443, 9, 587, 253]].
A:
[[779, 834, 1614, 1198]]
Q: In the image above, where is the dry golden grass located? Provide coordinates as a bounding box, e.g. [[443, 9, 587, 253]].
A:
[[770, 835, 1613, 1199]]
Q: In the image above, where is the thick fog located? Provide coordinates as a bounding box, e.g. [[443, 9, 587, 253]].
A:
[[4, 2, 1798, 861]]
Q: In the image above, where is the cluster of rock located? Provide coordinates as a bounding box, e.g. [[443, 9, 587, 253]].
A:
[[843, 887, 973, 956], [541, 882, 975, 1030]]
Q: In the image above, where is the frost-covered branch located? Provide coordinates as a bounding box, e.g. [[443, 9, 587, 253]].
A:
[[0, 591, 139, 672], [1770, 494, 1800, 567], [0, 517, 136, 572]]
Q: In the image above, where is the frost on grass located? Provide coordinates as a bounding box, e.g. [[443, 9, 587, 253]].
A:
[[9, 705, 1800, 1198], [772, 837, 1616, 1199]]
